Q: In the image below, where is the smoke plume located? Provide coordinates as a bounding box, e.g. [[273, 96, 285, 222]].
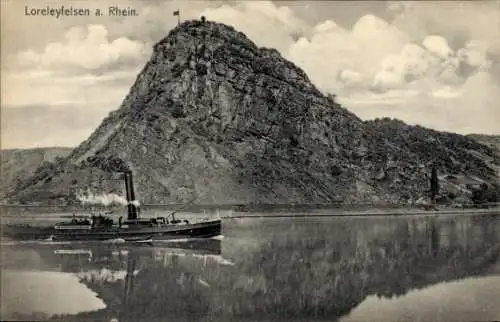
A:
[[76, 190, 128, 206], [129, 200, 140, 207]]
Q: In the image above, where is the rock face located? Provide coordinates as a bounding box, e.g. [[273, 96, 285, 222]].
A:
[[10, 20, 500, 205], [1, 148, 72, 200]]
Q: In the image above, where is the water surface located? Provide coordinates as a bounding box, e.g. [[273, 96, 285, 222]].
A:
[[1, 212, 499, 321]]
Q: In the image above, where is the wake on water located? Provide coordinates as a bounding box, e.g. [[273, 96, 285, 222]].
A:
[[1, 235, 224, 247], [102, 238, 127, 244], [153, 235, 225, 243], [0, 239, 73, 246]]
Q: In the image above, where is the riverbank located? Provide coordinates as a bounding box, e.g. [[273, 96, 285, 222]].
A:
[[226, 207, 500, 218], [1, 204, 498, 217]]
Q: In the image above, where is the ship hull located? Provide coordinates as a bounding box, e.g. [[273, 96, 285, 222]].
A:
[[2, 220, 221, 242]]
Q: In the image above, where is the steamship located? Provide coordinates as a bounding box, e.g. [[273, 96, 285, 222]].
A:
[[3, 172, 221, 242]]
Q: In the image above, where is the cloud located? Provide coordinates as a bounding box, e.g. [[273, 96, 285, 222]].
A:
[[389, 1, 500, 49], [351, 14, 408, 53], [2, 67, 138, 109], [16, 24, 149, 71], [285, 3, 499, 134], [422, 35, 453, 59], [1, 105, 109, 149], [200, 1, 310, 53], [457, 40, 493, 71], [384, 44, 430, 79], [287, 13, 412, 93], [337, 89, 420, 106], [372, 70, 406, 92], [431, 86, 462, 99], [338, 69, 367, 88], [3, 0, 309, 112], [287, 11, 486, 94], [339, 71, 500, 134]]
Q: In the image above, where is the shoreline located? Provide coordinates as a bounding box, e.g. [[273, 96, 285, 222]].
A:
[[226, 207, 500, 218], [1, 204, 498, 217]]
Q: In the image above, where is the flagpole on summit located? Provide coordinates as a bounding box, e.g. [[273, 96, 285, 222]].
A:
[[173, 9, 180, 25]]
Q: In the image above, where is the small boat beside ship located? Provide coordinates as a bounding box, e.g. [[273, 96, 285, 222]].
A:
[[3, 171, 221, 241]]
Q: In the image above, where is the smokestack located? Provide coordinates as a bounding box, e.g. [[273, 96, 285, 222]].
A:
[[124, 171, 138, 220]]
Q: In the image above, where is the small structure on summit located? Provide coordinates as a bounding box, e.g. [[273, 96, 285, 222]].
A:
[[173, 9, 180, 25], [201, 16, 206, 23]]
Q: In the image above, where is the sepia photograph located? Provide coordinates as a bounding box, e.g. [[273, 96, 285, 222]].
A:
[[1, 0, 499, 321]]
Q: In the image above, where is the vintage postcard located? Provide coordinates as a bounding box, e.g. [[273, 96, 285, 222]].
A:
[[1, 0, 499, 321]]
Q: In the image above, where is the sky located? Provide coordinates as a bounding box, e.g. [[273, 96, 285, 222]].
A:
[[1, 0, 500, 149]]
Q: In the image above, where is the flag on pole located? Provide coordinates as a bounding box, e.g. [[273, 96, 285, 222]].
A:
[[173, 9, 180, 25]]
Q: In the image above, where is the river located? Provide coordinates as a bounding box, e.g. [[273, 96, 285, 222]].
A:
[[1, 212, 499, 321]]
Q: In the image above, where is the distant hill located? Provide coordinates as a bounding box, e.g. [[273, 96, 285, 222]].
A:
[[468, 134, 500, 152], [0, 147, 73, 199], [5, 20, 499, 206]]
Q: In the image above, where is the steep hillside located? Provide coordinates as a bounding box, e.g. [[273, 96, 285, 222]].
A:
[[8, 20, 499, 206], [0, 148, 73, 199], [468, 134, 500, 152], [364, 119, 499, 204]]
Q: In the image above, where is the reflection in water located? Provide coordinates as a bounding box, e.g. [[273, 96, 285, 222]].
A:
[[210, 215, 500, 322], [1, 239, 223, 321], [1, 214, 499, 321], [1, 270, 106, 320], [341, 275, 500, 322]]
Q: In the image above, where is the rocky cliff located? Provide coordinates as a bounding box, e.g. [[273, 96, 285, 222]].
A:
[[9, 20, 499, 206]]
